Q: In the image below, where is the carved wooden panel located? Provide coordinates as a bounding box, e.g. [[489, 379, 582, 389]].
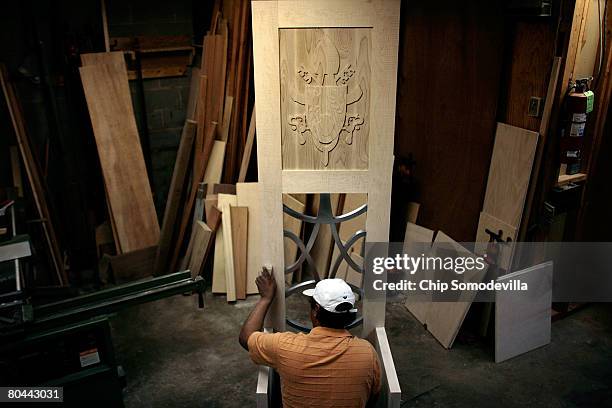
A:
[[280, 28, 371, 170]]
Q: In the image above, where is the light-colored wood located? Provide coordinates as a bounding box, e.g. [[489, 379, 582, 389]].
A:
[[79, 54, 160, 253], [80, 50, 124, 66], [154, 120, 196, 275], [203, 140, 227, 184], [495, 262, 553, 363], [231, 206, 249, 299], [403, 222, 434, 245], [236, 182, 263, 295], [252, 0, 401, 336], [561, 0, 589, 97], [556, 172, 587, 187], [238, 108, 256, 183], [187, 221, 213, 279], [403, 223, 434, 325], [335, 250, 363, 289], [9, 146, 23, 197], [424, 232, 489, 349], [283, 194, 305, 285], [280, 28, 370, 169], [219, 193, 238, 301], [374, 327, 402, 408], [282, 170, 368, 193], [330, 193, 367, 278], [482, 123, 539, 227]]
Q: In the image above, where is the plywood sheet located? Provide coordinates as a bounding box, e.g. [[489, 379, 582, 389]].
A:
[[403, 222, 434, 324], [79, 55, 159, 253], [279, 28, 371, 169], [420, 231, 488, 348], [482, 123, 539, 227], [495, 262, 552, 363], [231, 206, 248, 299], [236, 183, 263, 295]]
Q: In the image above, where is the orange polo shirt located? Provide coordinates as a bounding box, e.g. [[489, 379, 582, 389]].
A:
[[248, 326, 381, 408]]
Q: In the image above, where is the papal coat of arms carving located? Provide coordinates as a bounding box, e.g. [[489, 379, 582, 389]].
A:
[[283, 30, 370, 168]]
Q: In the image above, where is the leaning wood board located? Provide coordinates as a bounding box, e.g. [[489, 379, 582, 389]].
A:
[[203, 140, 227, 184], [482, 123, 539, 228], [212, 194, 237, 298], [80, 52, 159, 253], [187, 221, 213, 279], [220, 194, 238, 302], [402, 222, 435, 325], [231, 206, 249, 299], [424, 231, 489, 349], [155, 120, 196, 275], [236, 182, 263, 295], [495, 261, 552, 363], [474, 211, 517, 272]]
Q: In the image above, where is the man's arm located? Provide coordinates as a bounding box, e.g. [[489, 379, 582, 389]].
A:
[[239, 267, 276, 350]]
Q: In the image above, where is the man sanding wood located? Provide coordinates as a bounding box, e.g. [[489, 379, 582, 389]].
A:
[[239, 268, 381, 407]]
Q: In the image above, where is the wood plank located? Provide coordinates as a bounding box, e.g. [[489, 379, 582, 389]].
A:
[[231, 206, 249, 299], [212, 183, 236, 195], [403, 222, 434, 324], [220, 193, 238, 302], [154, 119, 196, 276], [236, 182, 263, 294], [1, 64, 65, 284], [424, 231, 489, 349], [203, 141, 226, 184], [169, 121, 218, 272], [9, 146, 23, 197], [279, 28, 370, 169], [187, 221, 213, 278], [79, 56, 160, 253], [180, 183, 206, 271], [186, 67, 201, 120], [219, 96, 234, 142], [109, 245, 157, 283], [283, 194, 305, 285], [237, 108, 256, 183], [204, 195, 218, 223], [330, 194, 367, 279], [213, 194, 237, 299], [194, 74, 209, 167], [495, 262, 553, 363], [80, 51, 124, 66], [482, 123, 539, 227]]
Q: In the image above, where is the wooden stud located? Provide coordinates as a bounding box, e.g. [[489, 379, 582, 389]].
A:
[[231, 206, 249, 299]]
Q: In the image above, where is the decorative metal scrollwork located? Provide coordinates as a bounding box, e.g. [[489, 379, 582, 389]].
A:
[[283, 193, 366, 332]]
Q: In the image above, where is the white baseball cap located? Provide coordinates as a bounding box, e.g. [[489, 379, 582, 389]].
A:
[[303, 279, 358, 313]]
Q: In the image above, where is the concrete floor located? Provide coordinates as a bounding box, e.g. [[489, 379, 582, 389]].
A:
[[110, 293, 612, 407]]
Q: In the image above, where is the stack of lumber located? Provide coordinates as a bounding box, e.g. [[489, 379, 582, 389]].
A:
[[162, 0, 255, 278], [79, 52, 160, 256]]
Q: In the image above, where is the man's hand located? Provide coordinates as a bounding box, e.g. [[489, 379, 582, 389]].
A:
[[256, 267, 277, 301], [239, 266, 277, 350]]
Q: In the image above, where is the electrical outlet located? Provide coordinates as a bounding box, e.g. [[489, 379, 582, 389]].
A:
[[528, 97, 543, 117]]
